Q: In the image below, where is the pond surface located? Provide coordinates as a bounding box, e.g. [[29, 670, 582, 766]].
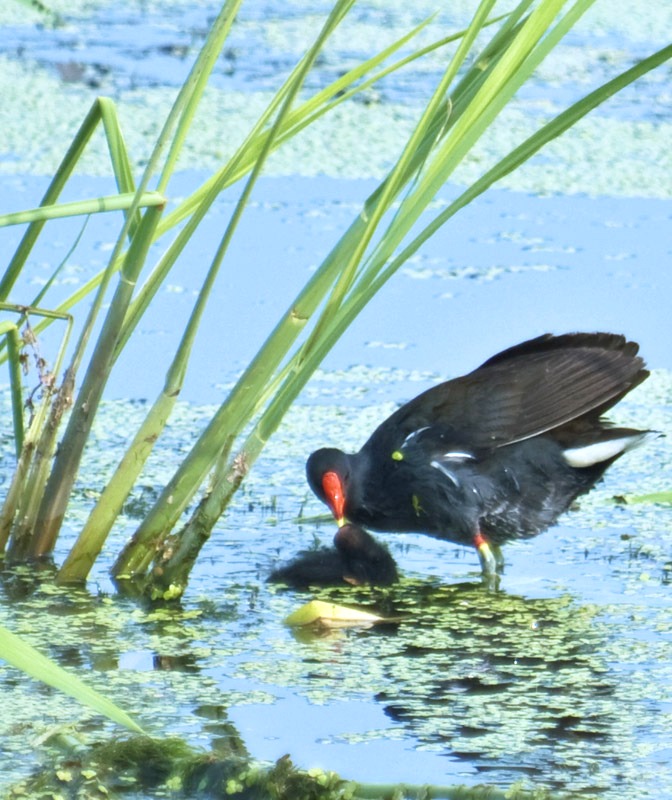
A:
[[0, 0, 671, 797], [1, 372, 671, 797]]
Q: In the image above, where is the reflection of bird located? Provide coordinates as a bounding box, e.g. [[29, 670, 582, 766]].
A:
[[269, 524, 399, 588], [306, 333, 650, 579]]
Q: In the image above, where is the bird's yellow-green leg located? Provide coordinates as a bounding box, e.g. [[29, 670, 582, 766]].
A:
[[473, 534, 503, 592], [474, 532, 497, 575], [492, 542, 504, 570]]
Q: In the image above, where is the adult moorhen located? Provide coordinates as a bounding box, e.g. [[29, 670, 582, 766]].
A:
[[269, 523, 399, 588], [306, 333, 650, 579]]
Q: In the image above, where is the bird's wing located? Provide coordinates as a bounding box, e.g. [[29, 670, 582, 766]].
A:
[[367, 333, 648, 451]]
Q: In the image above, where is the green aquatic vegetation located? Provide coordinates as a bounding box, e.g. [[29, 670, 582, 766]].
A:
[[1, 466, 670, 796], [627, 490, 672, 504], [0, 0, 669, 599], [9, 730, 578, 799], [8, 0, 61, 25], [0, 0, 474, 589]]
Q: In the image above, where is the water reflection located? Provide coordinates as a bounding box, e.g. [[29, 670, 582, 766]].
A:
[[288, 579, 631, 794]]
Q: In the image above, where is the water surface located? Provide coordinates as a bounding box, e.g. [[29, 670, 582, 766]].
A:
[[0, 1, 670, 796]]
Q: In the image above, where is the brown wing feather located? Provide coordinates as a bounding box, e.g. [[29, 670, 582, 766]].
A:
[[371, 333, 647, 450]]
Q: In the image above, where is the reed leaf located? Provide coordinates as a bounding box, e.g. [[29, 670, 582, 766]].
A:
[[0, 304, 73, 555], [60, 0, 358, 584], [0, 192, 165, 228], [0, 623, 144, 734], [0, 101, 103, 301], [112, 0, 359, 580], [367, 40, 672, 299], [156, 0, 243, 193], [2, 12, 450, 355], [0, 320, 24, 458]]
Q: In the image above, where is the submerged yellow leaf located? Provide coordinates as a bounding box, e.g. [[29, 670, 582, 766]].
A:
[[285, 599, 399, 628]]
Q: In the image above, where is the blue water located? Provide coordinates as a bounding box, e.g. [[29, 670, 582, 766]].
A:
[[2, 173, 670, 406]]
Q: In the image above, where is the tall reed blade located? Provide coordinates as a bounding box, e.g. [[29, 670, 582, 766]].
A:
[[111, 0, 358, 582], [30, 205, 164, 558], [1, 305, 73, 557]]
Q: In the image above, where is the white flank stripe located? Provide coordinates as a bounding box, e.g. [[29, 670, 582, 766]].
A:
[[431, 459, 460, 486], [401, 426, 431, 447]]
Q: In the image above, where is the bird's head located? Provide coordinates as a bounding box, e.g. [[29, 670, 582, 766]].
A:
[[306, 447, 352, 525], [333, 523, 399, 586]]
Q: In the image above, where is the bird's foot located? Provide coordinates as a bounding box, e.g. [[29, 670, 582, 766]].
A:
[[481, 570, 501, 591]]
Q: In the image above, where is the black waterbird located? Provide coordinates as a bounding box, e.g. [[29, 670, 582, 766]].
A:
[[306, 333, 650, 581]]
